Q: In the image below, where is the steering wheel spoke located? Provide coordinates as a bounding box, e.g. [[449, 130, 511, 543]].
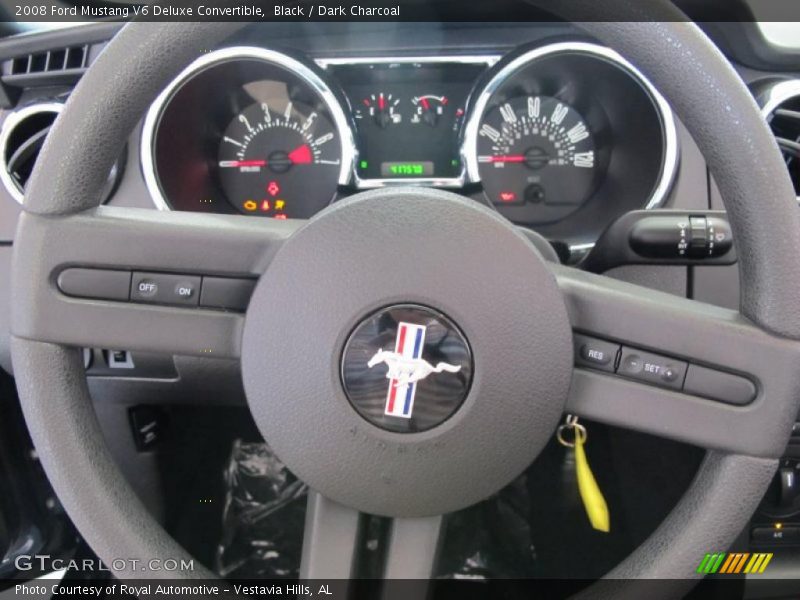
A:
[[301, 491, 362, 579], [383, 514, 444, 580], [11, 206, 301, 358], [555, 264, 800, 457], [301, 491, 443, 587]]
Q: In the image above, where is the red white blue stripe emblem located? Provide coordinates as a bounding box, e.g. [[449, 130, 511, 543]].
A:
[[385, 322, 427, 418]]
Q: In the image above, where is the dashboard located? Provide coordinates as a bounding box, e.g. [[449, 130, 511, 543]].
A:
[[140, 39, 678, 251]]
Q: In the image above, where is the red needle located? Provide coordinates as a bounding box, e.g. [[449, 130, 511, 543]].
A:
[[488, 155, 526, 163], [219, 159, 267, 168], [378, 93, 386, 110], [288, 144, 313, 164], [421, 97, 430, 110], [220, 145, 312, 169]]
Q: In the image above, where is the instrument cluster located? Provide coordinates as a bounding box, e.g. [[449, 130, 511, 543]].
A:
[[141, 41, 678, 249]]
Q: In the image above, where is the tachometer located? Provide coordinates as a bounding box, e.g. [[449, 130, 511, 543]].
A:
[[476, 95, 596, 215], [142, 47, 353, 218], [218, 100, 341, 217]]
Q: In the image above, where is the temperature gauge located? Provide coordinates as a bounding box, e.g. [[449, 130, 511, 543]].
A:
[[355, 92, 402, 128], [411, 95, 448, 127]]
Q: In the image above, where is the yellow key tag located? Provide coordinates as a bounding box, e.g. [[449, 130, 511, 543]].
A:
[[574, 430, 610, 533], [557, 415, 610, 533]]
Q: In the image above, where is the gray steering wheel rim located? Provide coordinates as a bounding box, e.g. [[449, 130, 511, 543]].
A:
[[9, 11, 800, 589]]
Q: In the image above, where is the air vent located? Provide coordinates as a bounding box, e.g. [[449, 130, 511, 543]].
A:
[[0, 104, 61, 204], [762, 80, 800, 200], [10, 45, 88, 76]]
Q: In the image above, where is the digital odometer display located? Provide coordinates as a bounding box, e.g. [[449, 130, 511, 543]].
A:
[[332, 62, 486, 181], [380, 161, 434, 177]]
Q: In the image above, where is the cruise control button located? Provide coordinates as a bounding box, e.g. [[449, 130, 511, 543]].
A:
[[136, 279, 159, 298], [174, 281, 197, 300], [661, 366, 680, 383], [573, 334, 620, 373], [622, 353, 643, 374], [617, 346, 687, 390], [131, 272, 200, 306]]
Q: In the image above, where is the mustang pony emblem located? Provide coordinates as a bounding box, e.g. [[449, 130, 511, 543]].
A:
[[368, 349, 462, 387], [367, 322, 461, 418]]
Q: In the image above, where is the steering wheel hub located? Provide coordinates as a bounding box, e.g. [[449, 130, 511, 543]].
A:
[[341, 303, 474, 434], [241, 188, 573, 517]]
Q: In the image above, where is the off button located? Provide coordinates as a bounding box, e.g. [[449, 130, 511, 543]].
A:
[[136, 280, 159, 298]]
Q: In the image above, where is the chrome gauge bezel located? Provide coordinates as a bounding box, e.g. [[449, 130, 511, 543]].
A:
[[462, 41, 679, 211], [141, 46, 356, 211]]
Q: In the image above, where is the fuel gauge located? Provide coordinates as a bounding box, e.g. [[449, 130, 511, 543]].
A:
[[355, 92, 402, 128]]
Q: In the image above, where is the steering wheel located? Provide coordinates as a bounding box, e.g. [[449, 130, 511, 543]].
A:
[[10, 8, 800, 591]]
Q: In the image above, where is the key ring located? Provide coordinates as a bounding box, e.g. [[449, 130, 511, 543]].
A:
[[557, 421, 588, 447]]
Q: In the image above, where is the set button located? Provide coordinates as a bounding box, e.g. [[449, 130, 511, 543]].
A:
[[617, 347, 687, 390]]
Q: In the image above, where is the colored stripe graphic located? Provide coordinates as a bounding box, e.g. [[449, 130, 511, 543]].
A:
[[384, 322, 426, 419], [719, 553, 736, 574], [697, 553, 773, 575], [697, 553, 726, 574], [385, 325, 407, 414]]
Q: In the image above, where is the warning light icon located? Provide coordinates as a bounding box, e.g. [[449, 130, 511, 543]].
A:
[[243, 200, 257, 211], [275, 199, 286, 210], [261, 200, 270, 212], [267, 181, 280, 197], [499, 191, 517, 203]]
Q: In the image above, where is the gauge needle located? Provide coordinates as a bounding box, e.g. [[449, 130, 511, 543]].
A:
[[484, 155, 527, 163], [219, 159, 267, 168], [219, 144, 313, 169]]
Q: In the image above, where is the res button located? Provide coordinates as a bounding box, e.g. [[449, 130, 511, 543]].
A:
[[573, 334, 620, 373]]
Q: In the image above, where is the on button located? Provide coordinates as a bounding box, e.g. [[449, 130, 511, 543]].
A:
[[174, 281, 196, 299]]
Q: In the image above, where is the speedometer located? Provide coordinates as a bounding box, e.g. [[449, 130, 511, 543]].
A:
[[477, 95, 596, 215], [465, 42, 678, 243]]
